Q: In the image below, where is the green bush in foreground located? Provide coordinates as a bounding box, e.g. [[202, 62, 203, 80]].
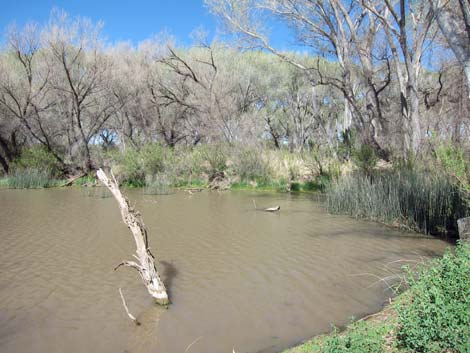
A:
[[397, 242, 470, 352], [320, 321, 391, 353]]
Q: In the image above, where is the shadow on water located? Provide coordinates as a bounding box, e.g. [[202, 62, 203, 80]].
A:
[[128, 305, 166, 353], [160, 260, 178, 298]]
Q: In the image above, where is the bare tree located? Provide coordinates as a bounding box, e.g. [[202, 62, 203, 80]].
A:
[[0, 23, 66, 171], [43, 10, 119, 172], [206, 0, 392, 158], [430, 0, 470, 94], [364, 0, 435, 154]]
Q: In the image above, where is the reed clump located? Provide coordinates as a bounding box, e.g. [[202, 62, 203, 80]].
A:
[[7, 169, 58, 189], [144, 174, 173, 195], [327, 169, 468, 235]]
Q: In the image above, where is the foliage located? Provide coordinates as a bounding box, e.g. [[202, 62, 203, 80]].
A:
[[435, 143, 470, 193], [0, 10, 468, 176], [233, 146, 273, 183], [109, 147, 145, 186], [336, 129, 356, 161], [170, 146, 206, 182], [396, 243, 470, 352], [199, 144, 228, 178], [327, 168, 468, 235], [320, 321, 390, 353], [283, 316, 394, 353], [73, 175, 96, 186], [141, 144, 169, 177], [11, 146, 62, 177], [352, 144, 378, 177]]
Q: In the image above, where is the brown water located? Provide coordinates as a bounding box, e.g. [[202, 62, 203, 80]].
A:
[[0, 188, 449, 353]]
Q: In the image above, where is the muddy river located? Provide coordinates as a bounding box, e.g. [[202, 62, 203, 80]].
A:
[[0, 189, 449, 353]]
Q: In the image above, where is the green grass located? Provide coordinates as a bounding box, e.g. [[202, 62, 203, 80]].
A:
[[73, 175, 96, 186], [284, 300, 399, 353], [0, 177, 8, 187], [230, 179, 288, 192], [285, 320, 395, 353], [230, 179, 328, 193], [173, 178, 207, 188], [6, 169, 62, 189]]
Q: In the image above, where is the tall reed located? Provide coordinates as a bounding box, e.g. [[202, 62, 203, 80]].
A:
[[327, 169, 468, 235], [7, 169, 56, 189], [144, 174, 172, 195]]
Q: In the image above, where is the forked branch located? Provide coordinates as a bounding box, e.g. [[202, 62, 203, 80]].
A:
[[97, 168, 169, 305]]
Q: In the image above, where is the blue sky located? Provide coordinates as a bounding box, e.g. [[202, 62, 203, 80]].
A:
[[1, 1, 219, 46], [0, 0, 297, 49]]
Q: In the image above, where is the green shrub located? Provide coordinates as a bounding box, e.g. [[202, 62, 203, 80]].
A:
[[12, 146, 62, 177], [74, 175, 96, 186], [352, 144, 378, 176], [397, 243, 470, 352], [170, 146, 206, 181], [290, 181, 301, 192], [141, 144, 168, 177], [199, 144, 228, 178], [233, 147, 273, 183], [320, 321, 390, 353], [435, 143, 469, 193], [109, 147, 145, 186]]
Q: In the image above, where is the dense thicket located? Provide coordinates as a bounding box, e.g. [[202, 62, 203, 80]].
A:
[[0, 3, 469, 176]]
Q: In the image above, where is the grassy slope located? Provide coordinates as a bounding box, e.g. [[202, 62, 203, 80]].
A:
[[284, 297, 401, 353]]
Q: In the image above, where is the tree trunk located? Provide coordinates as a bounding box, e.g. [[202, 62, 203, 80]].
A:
[[0, 154, 9, 174], [465, 61, 470, 97], [96, 169, 169, 305], [432, 0, 470, 96], [409, 84, 422, 154]]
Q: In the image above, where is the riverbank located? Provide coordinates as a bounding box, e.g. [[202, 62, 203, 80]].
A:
[[0, 174, 327, 193], [283, 242, 470, 353]]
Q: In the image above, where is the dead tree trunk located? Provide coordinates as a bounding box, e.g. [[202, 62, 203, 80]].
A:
[[96, 168, 169, 305]]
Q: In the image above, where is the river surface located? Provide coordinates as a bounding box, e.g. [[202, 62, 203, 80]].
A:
[[0, 188, 450, 353]]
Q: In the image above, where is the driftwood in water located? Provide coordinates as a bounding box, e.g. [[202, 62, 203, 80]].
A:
[[119, 288, 141, 325], [252, 200, 281, 212], [97, 168, 169, 305], [61, 172, 86, 187]]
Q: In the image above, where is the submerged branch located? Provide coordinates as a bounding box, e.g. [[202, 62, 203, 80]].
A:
[[97, 168, 169, 305]]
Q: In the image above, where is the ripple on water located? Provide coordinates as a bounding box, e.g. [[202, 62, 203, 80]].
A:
[[0, 189, 450, 353]]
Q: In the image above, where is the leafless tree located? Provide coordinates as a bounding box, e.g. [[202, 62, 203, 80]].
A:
[[206, 0, 394, 158], [430, 0, 470, 94], [42, 10, 119, 172]]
